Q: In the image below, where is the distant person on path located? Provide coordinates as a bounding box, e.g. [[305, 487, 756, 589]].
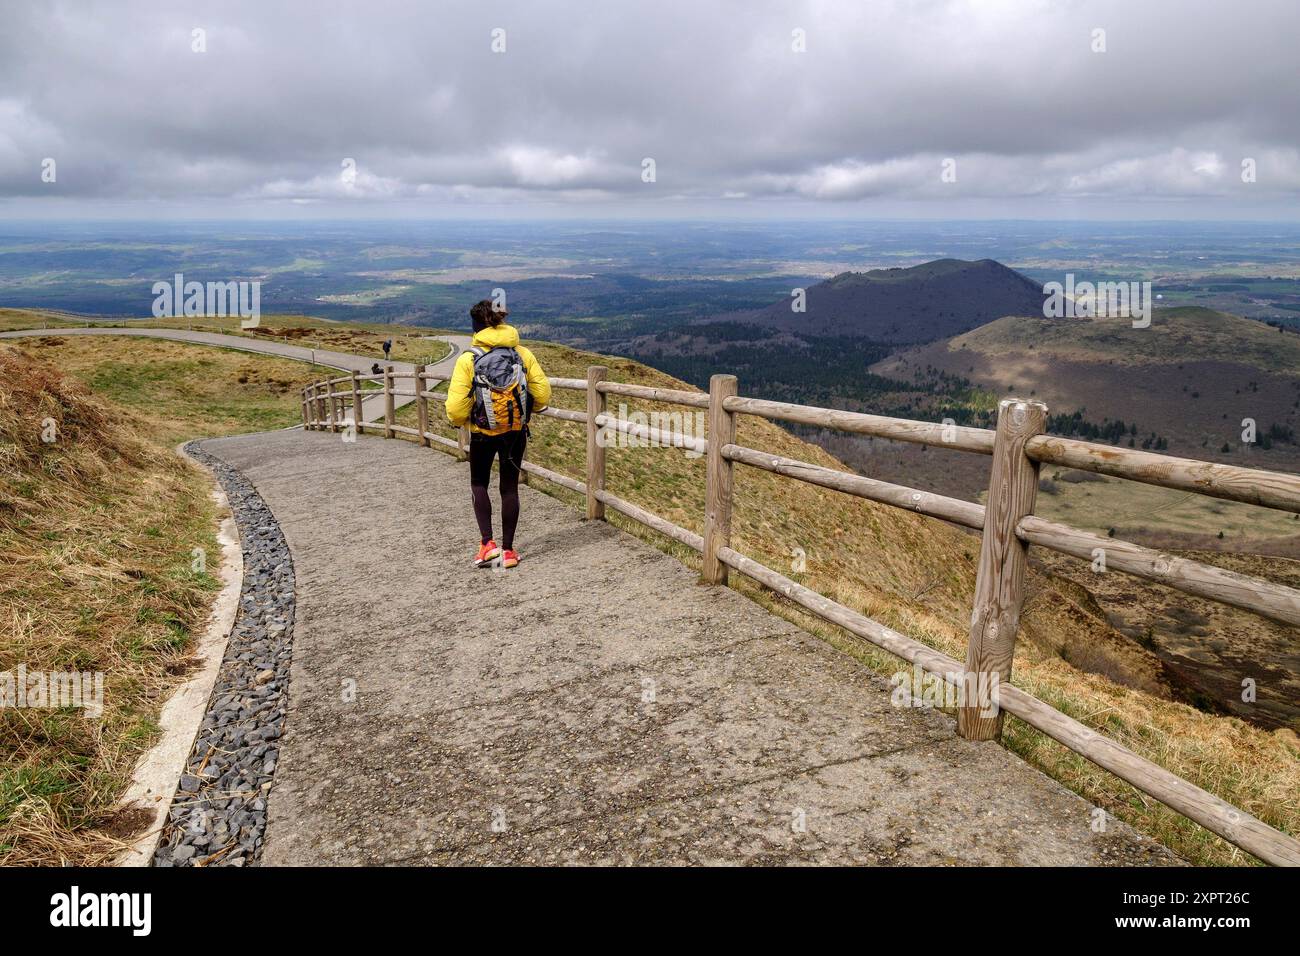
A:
[[446, 300, 551, 569], [382, 338, 392, 361]]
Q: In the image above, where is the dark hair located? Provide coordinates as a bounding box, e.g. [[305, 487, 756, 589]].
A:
[[470, 298, 507, 332]]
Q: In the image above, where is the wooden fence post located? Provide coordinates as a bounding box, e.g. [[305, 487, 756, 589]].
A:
[[301, 387, 310, 429], [328, 385, 340, 433], [585, 365, 608, 520], [415, 367, 430, 447], [458, 426, 470, 462], [314, 388, 326, 431], [701, 374, 738, 585], [350, 370, 362, 435], [383, 365, 395, 439], [958, 397, 1048, 741]]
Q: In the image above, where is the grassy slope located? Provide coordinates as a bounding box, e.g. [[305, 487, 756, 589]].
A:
[[0, 335, 323, 864], [874, 304, 1300, 538], [1035, 468, 1300, 540], [0, 307, 453, 368], [951, 306, 1300, 373], [403, 339, 1299, 866], [6, 336, 334, 444]]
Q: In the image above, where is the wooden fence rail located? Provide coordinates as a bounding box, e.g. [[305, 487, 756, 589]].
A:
[[301, 363, 1300, 866]]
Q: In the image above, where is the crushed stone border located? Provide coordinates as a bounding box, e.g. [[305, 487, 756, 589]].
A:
[[152, 440, 296, 867]]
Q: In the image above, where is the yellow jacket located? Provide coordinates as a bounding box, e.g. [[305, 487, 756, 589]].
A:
[[445, 324, 551, 434]]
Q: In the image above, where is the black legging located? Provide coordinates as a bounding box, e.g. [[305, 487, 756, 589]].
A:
[[468, 430, 527, 550]]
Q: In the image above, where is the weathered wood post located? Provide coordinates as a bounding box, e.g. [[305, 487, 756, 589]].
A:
[[328, 384, 340, 433], [314, 386, 326, 431], [958, 397, 1048, 741], [350, 370, 362, 435], [415, 367, 430, 447], [701, 374, 738, 585], [383, 365, 395, 439], [457, 426, 470, 462], [585, 365, 608, 520], [300, 387, 310, 429]]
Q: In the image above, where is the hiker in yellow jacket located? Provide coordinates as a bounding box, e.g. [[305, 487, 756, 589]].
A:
[[446, 300, 551, 569]]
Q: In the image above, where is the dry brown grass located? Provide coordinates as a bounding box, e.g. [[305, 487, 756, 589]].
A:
[[0, 349, 224, 864], [0, 335, 319, 865], [398, 338, 1300, 865]]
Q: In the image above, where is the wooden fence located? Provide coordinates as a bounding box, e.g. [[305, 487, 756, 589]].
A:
[[302, 364, 1300, 866]]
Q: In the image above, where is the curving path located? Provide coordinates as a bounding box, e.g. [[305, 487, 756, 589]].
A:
[[188, 427, 1178, 866], [5, 320, 1183, 864], [0, 326, 470, 423]]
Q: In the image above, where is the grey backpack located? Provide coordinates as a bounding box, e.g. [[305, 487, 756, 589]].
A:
[[468, 346, 530, 432]]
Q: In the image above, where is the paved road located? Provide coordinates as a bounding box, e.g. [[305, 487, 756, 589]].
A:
[[0, 326, 470, 423], [196, 428, 1177, 865]]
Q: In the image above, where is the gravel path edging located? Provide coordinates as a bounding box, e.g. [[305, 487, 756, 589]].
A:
[[152, 440, 297, 867]]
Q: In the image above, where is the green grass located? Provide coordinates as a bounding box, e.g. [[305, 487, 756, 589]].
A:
[[5, 335, 333, 443]]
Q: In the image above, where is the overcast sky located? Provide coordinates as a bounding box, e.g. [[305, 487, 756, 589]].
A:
[[2, 0, 1297, 219]]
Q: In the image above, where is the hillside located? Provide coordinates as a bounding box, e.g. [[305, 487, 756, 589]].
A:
[[862, 305, 1300, 732], [0, 335, 331, 864], [0, 307, 455, 368], [931, 304, 1300, 372], [738, 258, 1047, 342], [873, 307, 1300, 466], [0, 352, 220, 864]]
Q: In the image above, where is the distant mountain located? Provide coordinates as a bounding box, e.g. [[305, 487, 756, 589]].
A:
[[740, 258, 1047, 343], [872, 306, 1300, 463]]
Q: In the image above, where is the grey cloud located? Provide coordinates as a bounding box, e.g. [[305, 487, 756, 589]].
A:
[[0, 0, 1296, 214]]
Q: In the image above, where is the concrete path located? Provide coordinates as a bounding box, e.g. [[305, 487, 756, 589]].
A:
[[196, 428, 1177, 866], [0, 326, 470, 423]]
